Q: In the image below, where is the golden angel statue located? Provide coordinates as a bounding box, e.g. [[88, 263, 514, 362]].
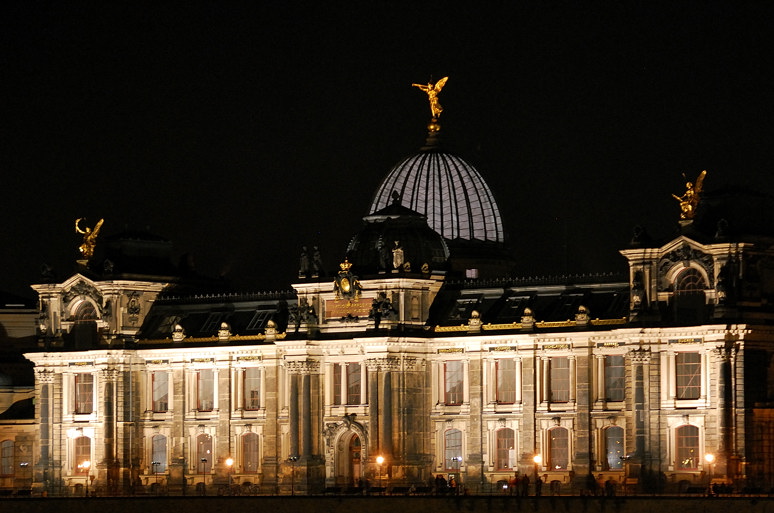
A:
[[412, 76, 448, 119], [75, 218, 104, 260], [672, 170, 707, 220]]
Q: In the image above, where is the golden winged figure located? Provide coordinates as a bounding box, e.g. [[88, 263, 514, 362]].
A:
[[75, 218, 104, 260], [412, 76, 449, 119], [672, 170, 707, 220]]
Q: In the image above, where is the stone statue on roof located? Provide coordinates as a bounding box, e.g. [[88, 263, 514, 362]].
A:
[[412, 76, 448, 119]]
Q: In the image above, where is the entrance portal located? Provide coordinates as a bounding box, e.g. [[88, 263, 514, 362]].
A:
[[335, 432, 361, 488]]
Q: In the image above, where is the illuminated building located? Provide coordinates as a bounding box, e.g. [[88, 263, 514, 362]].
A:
[[16, 96, 774, 497]]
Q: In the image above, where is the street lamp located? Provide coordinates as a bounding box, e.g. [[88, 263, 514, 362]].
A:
[[80, 460, 91, 496], [225, 457, 234, 492], [705, 453, 715, 482], [533, 454, 542, 478], [376, 455, 385, 492], [288, 455, 298, 496], [152, 460, 160, 490]]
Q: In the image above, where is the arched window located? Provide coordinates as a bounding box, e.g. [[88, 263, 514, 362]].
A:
[[549, 427, 569, 470], [74, 436, 91, 473], [1, 440, 13, 476], [196, 434, 212, 473], [151, 435, 167, 473], [674, 268, 707, 324], [495, 428, 515, 470], [444, 429, 462, 470], [242, 433, 259, 473], [72, 301, 98, 349], [676, 425, 699, 470], [604, 426, 624, 470]]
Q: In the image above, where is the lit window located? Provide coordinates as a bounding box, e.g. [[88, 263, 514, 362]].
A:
[[549, 428, 569, 470], [495, 429, 515, 470], [333, 363, 362, 405], [197, 434, 212, 473], [550, 357, 570, 403], [444, 429, 462, 470], [444, 361, 463, 406], [75, 373, 94, 414], [242, 433, 259, 473], [496, 359, 516, 404], [604, 426, 624, 470], [151, 435, 167, 472], [197, 369, 214, 411], [244, 368, 261, 410], [152, 372, 169, 413], [676, 353, 701, 400], [605, 355, 625, 402], [74, 436, 91, 473], [676, 425, 699, 469]]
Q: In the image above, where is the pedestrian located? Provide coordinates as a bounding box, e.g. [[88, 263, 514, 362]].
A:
[[535, 475, 543, 496], [520, 474, 530, 496]]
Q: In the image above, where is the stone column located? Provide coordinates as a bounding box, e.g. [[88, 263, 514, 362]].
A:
[[629, 349, 651, 462], [289, 373, 299, 457], [101, 368, 119, 492]]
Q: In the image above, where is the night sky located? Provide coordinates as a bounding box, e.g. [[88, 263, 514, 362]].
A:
[[2, 3, 773, 298]]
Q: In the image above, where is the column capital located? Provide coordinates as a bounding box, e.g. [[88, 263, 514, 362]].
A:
[[284, 359, 320, 375], [628, 347, 651, 363]]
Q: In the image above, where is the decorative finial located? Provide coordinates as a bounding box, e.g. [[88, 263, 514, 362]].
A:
[[75, 218, 104, 262], [412, 77, 448, 120], [672, 170, 707, 220], [339, 259, 353, 272]]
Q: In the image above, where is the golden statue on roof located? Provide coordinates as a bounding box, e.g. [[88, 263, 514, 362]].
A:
[[672, 170, 707, 220], [412, 76, 448, 119], [75, 218, 104, 261]]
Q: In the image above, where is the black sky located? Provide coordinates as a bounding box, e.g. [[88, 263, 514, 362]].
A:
[[1, 3, 773, 297]]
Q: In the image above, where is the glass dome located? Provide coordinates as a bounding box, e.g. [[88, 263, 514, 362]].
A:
[[369, 148, 505, 243]]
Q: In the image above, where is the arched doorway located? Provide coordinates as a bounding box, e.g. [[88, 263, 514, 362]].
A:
[[335, 432, 361, 488]]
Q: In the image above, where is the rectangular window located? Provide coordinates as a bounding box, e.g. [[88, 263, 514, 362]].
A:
[[605, 355, 625, 402], [0, 440, 13, 476], [74, 437, 91, 473], [333, 364, 342, 405], [200, 313, 222, 333], [75, 373, 94, 414], [444, 361, 464, 405], [549, 428, 569, 470], [197, 369, 214, 411], [333, 363, 362, 405], [151, 435, 167, 473], [152, 372, 169, 413], [444, 429, 462, 470], [347, 363, 361, 405], [244, 368, 261, 410], [243, 433, 259, 473], [495, 429, 515, 470], [550, 357, 570, 403], [496, 359, 516, 404], [676, 352, 701, 400]]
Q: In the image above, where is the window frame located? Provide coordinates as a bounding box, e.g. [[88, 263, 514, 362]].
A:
[[74, 373, 94, 415], [495, 359, 517, 404], [495, 428, 515, 470], [444, 361, 464, 406]]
